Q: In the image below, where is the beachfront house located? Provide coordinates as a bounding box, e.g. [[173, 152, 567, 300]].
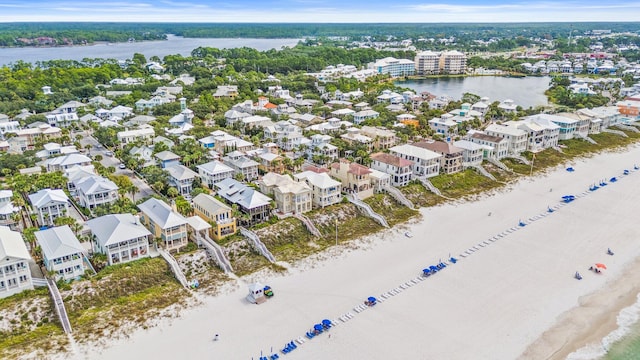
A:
[[484, 124, 528, 155], [555, 112, 591, 139], [329, 159, 374, 199], [413, 141, 464, 175], [453, 140, 484, 167], [0, 226, 34, 298], [28, 189, 70, 227], [192, 193, 237, 240], [469, 132, 510, 160], [137, 198, 189, 252], [293, 170, 342, 208], [214, 178, 272, 226], [35, 226, 85, 281], [389, 144, 441, 178], [511, 115, 561, 152], [257, 173, 313, 214], [370, 153, 413, 187], [87, 214, 152, 266]]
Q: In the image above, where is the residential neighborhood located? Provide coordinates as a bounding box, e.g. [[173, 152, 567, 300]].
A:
[[2, 22, 640, 360]]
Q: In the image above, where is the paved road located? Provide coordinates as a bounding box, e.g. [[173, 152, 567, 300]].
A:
[[77, 130, 155, 201]]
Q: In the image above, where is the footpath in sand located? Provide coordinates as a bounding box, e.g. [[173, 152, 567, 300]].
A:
[[81, 145, 640, 360]]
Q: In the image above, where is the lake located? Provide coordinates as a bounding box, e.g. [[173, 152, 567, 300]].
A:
[[0, 34, 301, 66], [396, 76, 552, 109]]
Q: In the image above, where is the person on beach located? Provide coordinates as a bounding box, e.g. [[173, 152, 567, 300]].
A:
[[214, 334, 219, 341]]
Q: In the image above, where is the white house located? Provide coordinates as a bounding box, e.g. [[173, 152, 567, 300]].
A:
[[389, 144, 441, 178], [484, 124, 528, 155], [511, 115, 562, 152], [222, 151, 259, 181], [28, 189, 70, 226], [36, 226, 85, 281], [45, 153, 92, 172], [117, 127, 155, 147], [74, 176, 119, 210], [108, 105, 134, 120], [453, 140, 484, 167], [0, 190, 18, 229], [0, 226, 33, 298], [137, 198, 189, 251], [46, 112, 79, 128], [87, 214, 152, 266], [429, 114, 458, 136], [293, 170, 342, 208], [197, 161, 235, 188], [469, 132, 510, 160], [370, 153, 413, 187], [166, 165, 198, 196]]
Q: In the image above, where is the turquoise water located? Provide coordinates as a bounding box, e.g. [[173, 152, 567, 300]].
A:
[[568, 293, 640, 360], [604, 321, 640, 360]]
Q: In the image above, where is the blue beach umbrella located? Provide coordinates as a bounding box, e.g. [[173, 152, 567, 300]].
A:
[[367, 297, 377, 303], [314, 324, 323, 332]]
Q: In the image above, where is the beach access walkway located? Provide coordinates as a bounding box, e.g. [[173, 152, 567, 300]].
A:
[[240, 227, 276, 263], [252, 163, 639, 359], [347, 194, 389, 228], [158, 248, 189, 288], [200, 233, 234, 274], [47, 278, 72, 334]]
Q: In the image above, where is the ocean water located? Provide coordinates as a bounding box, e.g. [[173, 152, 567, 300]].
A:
[[567, 293, 640, 360]]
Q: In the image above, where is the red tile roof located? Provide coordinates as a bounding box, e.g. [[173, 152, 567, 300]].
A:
[[371, 153, 413, 167]]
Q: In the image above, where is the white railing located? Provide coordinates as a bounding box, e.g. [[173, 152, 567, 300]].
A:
[[293, 213, 322, 237], [382, 186, 415, 209], [200, 234, 234, 274], [346, 194, 389, 228], [157, 248, 189, 288], [239, 227, 276, 263], [46, 278, 72, 334]]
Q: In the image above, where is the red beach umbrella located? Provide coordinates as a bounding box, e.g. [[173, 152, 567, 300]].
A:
[[595, 263, 607, 269]]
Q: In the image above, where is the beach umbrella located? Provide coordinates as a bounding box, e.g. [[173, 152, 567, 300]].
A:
[[322, 319, 331, 326], [595, 263, 607, 269], [314, 324, 323, 332], [368, 296, 377, 303]]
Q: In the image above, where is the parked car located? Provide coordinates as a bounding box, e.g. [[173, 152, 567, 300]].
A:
[[118, 163, 126, 169], [105, 151, 114, 156]]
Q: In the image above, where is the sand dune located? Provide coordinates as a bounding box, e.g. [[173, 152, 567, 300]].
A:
[[76, 145, 640, 360]]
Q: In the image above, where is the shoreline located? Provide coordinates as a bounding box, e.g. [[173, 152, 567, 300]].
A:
[[521, 254, 640, 360], [68, 144, 640, 360]]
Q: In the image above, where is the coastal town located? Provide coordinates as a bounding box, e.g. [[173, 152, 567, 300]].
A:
[[1, 23, 640, 359]]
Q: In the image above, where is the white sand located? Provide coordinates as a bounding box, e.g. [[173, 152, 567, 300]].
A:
[[76, 145, 640, 360]]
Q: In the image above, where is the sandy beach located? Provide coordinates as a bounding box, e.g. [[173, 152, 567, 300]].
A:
[[72, 145, 640, 360]]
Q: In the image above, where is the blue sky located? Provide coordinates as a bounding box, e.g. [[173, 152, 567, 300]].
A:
[[1, 0, 640, 22]]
